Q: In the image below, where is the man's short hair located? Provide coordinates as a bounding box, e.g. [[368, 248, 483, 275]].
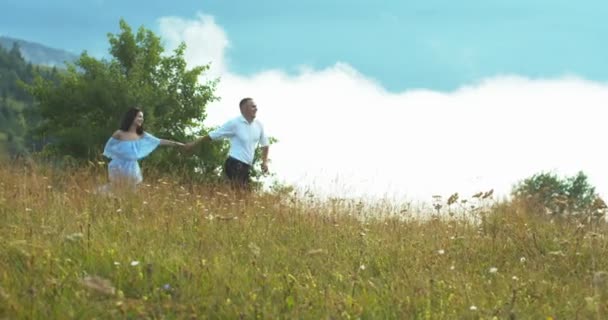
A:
[[239, 97, 253, 109]]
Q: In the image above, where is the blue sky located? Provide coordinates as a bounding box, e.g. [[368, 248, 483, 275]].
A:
[[2, 0, 608, 91]]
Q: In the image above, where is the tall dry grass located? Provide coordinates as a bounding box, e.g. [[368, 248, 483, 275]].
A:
[[1, 162, 608, 319]]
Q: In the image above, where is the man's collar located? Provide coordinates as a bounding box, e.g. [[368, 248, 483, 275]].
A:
[[239, 115, 254, 124]]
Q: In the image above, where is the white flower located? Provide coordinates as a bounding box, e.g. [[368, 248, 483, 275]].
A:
[[520, 257, 527, 263], [130, 260, 140, 266], [450, 265, 455, 270], [437, 249, 445, 255], [512, 276, 519, 281], [489, 267, 498, 274], [470, 305, 478, 311], [359, 264, 366, 271], [113, 261, 120, 266]]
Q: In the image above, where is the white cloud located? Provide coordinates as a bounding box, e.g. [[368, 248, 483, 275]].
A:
[[158, 14, 608, 203], [158, 14, 229, 79]]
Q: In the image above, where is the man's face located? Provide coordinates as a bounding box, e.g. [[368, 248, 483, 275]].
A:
[[241, 99, 257, 120]]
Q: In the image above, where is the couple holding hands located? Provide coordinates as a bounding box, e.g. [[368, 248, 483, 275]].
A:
[[102, 97, 269, 190]]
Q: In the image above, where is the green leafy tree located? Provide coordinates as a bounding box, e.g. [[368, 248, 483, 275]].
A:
[[0, 42, 37, 157], [511, 171, 606, 218], [26, 19, 228, 181]]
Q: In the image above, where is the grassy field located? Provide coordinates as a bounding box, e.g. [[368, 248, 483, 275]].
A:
[[1, 162, 608, 319]]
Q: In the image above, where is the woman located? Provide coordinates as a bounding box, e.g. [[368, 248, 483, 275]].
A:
[[102, 107, 184, 188]]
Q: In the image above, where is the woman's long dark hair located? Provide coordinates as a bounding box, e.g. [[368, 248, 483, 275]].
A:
[[119, 107, 144, 135]]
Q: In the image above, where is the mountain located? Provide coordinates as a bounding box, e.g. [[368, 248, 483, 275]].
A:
[[0, 36, 78, 67]]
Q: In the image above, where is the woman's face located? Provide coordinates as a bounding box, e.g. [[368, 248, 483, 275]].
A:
[[133, 111, 144, 127]]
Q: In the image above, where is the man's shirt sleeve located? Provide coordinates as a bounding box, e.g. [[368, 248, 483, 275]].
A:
[[209, 119, 235, 140]]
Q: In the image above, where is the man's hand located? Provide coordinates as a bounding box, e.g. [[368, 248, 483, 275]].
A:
[[181, 142, 196, 153]]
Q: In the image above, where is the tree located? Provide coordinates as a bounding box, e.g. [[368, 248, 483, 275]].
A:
[[511, 171, 606, 218], [26, 19, 227, 181], [0, 41, 56, 158], [8, 42, 22, 61]]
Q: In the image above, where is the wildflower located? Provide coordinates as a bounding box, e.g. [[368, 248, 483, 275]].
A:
[[359, 264, 366, 271], [489, 267, 498, 274], [482, 189, 494, 199], [437, 249, 445, 255], [25, 208, 32, 212], [447, 193, 459, 205], [520, 257, 526, 263], [450, 265, 455, 271], [113, 261, 120, 266], [470, 305, 478, 311], [130, 260, 140, 266], [116, 208, 122, 213], [512, 276, 519, 281]]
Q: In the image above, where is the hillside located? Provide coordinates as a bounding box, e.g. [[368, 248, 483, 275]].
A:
[[0, 36, 78, 67]]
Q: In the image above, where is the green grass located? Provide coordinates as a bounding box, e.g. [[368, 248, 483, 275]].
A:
[[1, 163, 608, 319]]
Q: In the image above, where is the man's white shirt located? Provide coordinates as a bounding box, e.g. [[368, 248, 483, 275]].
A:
[[209, 115, 269, 165]]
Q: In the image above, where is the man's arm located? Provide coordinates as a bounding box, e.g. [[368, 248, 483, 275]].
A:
[[185, 119, 235, 150], [260, 145, 269, 173], [258, 122, 270, 174], [185, 135, 212, 149]]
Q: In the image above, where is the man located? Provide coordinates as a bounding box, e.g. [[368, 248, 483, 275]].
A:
[[186, 97, 269, 189]]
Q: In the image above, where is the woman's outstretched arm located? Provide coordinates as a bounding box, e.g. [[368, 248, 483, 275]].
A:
[[159, 139, 185, 147]]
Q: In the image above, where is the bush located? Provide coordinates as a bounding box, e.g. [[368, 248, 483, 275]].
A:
[[511, 171, 606, 219]]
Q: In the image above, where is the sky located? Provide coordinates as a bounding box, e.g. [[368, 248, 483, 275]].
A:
[[2, 1, 608, 203]]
